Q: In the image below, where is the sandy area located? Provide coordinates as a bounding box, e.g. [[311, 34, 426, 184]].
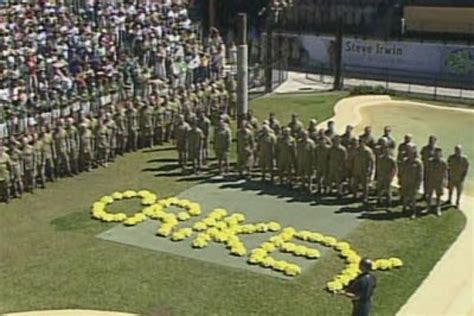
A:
[[321, 95, 474, 316]]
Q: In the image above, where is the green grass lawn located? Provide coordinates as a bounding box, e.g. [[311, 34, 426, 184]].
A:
[[0, 92, 466, 316]]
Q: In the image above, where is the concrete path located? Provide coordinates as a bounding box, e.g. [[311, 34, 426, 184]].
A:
[[327, 95, 474, 316], [275, 71, 474, 100]]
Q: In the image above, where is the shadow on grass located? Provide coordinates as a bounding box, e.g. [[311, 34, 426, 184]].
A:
[[141, 146, 175, 153], [147, 158, 177, 163], [50, 211, 99, 231]]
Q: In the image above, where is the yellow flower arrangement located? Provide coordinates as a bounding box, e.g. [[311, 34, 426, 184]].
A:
[[91, 190, 405, 286], [91, 189, 163, 225]]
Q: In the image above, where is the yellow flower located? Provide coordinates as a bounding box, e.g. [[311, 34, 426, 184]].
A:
[[163, 214, 178, 224], [272, 260, 288, 272], [203, 217, 217, 227], [389, 257, 403, 268], [92, 201, 105, 211], [99, 195, 114, 204], [267, 221, 281, 232], [322, 236, 338, 246], [269, 236, 285, 247], [305, 248, 320, 259], [282, 227, 296, 235], [230, 246, 247, 256], [215, 221, 228, 230], [215, 231, 230, 243], [256, 223, 269, 232], [193, 222, 207, 231], [157, 226, 172, 237], [197, 233, 212, 241], [122, 190, 137, 198], [281, 242, 297, 253], [177, 212, 191, 221], [207, 227, 220, 237], [171, 232, 186, 241], [327, 281, 343, 292], [284, 264, 301, 276], [294, 245, 307, 256], [248, 254, 264, 264], [335, 242, 351, 251], [240, 224, 257, 234], [212, 208, 228, 217], [296, 230, 312, 241], [187, 203, 202, 216], [260, 242, 276, 252], [111, 192, 124, 200], [307, 232, 323, 242], [251, 248, 268, 257], [192, 238, 208, 248], [113, 213, 128, 221], [262, 257, 276, 268]]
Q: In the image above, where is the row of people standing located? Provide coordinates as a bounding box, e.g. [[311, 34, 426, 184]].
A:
[[230, 114, 469, 219], [0, 74, 237, 203]]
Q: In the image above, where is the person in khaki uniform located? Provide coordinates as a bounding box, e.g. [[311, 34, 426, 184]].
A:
[[153, 102, 166, 146], [307, 119, 318, 142], [0, 145, 12, 203], [340, 125, 354, 148], [258, 125, 277, 182], [315, 133, 331, 194], [139, 101, 155, 148], [400, 147, 423, 219], [66, 118, 80, 175], [105, 113, 118, 162], [237, 120, 255, 179], [41, 125, 56, 182], [269, 112, 281, 136], [54, 119, 72, 177], [345, 138, 359, 195], [420, 135, 439, 200], [114, 107, 128, 155], [376, 139, 397, 207], [126, 102, 139, 152], [425, 148, 448, 216], [163, 98, 174, 143], [214, 119, 232, 175], [95, 119, 110, 167], [352, 138, 375, 202], [379, 126, 396, 153], [397, 134, 415, 163], [8, 140, 24, 198], [21, 137, 36, 193], [33, 133, 46, 189], [187, 120, 204, 175], [327, 135, 347, 197], [297, 130, 316, 192], [276, 127, 296, 186], [79, 123, 94, 172], [447, 145, 470, 208], [175, 115, 190, 173], [197, 111, 211, 166], [287, 113, 303, 139], [359, 126, 376, 150]]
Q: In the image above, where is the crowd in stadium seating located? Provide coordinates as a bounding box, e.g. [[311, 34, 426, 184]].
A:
[[0, 0, 226, 130]]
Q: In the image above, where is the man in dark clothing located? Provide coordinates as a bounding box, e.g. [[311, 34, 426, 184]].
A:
[[341, 258, 377, 316]]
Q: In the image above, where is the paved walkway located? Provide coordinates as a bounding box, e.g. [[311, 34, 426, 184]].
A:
[[274, 71, 474, 100]]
